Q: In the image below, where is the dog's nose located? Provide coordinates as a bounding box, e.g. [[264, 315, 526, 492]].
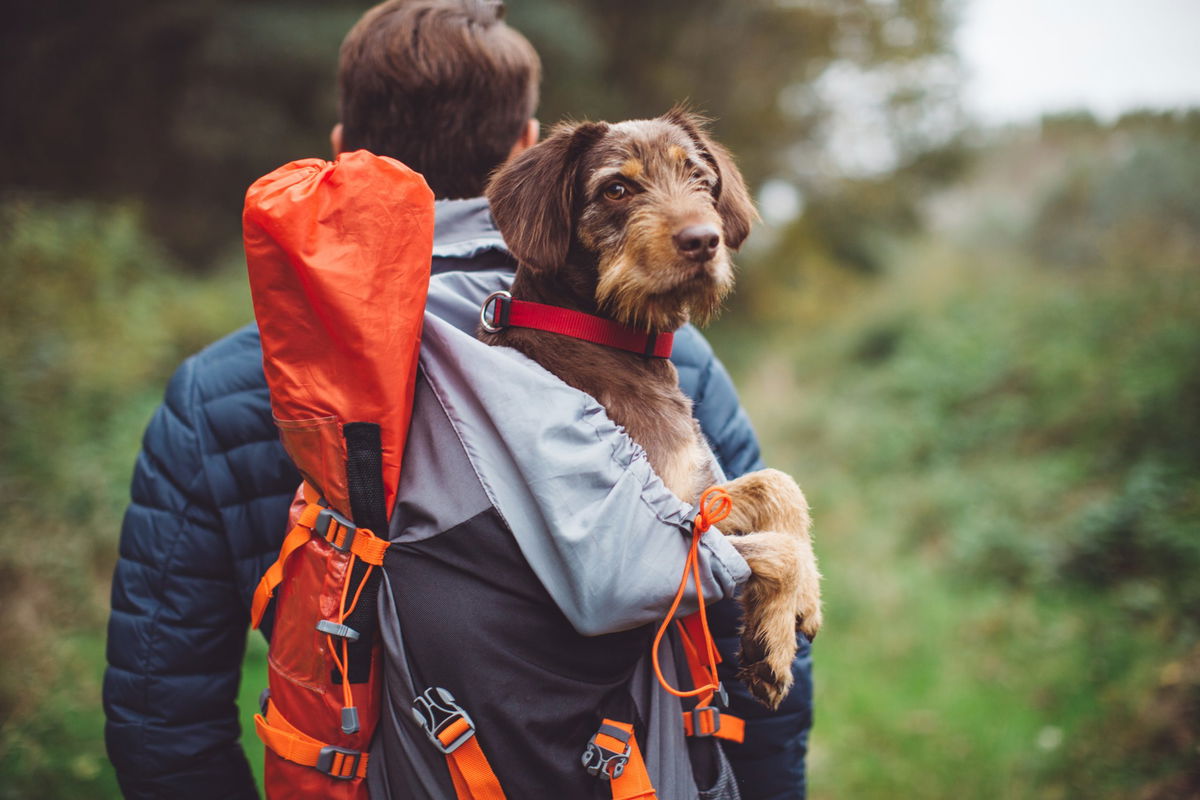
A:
[[673, 225, 720, 262]]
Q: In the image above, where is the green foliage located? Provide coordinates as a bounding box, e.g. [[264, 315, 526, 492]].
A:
[[714, 120, 1200, 798], [0, 197, 251, 798], [3, 4, 1196, 798], [5, 0, 960, 267], [0, 634, 120, 800], [1030, 116, 1200, 270]]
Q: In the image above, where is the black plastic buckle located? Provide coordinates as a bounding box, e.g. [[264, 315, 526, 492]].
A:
[[581, 723, 631, 781], [314, 507, 357, 552], [411, 687, 475, 754], [690, 706, 722, 737], [315, 745, 362, 780]]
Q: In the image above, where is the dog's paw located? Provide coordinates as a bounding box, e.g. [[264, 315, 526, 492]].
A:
[[736, 639, 795, 710], [796, 589, 823, 642]]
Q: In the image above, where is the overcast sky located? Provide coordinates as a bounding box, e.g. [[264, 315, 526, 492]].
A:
[[956, 0, 1200, 124]]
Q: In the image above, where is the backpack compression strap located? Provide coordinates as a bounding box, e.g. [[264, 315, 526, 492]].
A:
[[413, 687, 507, 800], [250, 486, 390, 631], [676, 616, 745, 744], [255, 698, 369, 781], [583, 719, 657, 800]]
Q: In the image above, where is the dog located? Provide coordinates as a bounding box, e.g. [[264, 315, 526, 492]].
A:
[[479, 108, 821, 709]]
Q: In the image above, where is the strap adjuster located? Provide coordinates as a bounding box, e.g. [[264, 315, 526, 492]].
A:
[[412, 687, 476, 754], [581, 723, 631, 781], [689, 706, 722, 737], [315, 619, 361, 641], [314, 507, 357, 552], [315, 745, 362, 780]]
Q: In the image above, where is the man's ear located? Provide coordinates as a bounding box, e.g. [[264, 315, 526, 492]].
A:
[[663, 106, 757, 250], [507, 118, 540, 161], [486, 120, 608, 272], [330, 123, 344, 159]]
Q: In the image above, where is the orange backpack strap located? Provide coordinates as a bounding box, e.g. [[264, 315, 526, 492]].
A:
[[681, 706, 745, 744], [250, 499, 391, 630], [250, 501, 322, 629], [675, 616, 746, 744], [582, 719, 657, 800], [255, 698, 369, 781], [412, 687, 507, 800]]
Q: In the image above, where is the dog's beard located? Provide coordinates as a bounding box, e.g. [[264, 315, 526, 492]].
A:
[[595, 247, 733, 332]]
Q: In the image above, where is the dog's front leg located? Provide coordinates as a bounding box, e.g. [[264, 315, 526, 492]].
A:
[[723, 531, 804, 708], [715, 469, 822, 708], [718, 468, 822, 639]]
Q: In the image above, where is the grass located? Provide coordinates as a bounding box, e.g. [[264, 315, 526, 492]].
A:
[[238, 634, 269, 793]]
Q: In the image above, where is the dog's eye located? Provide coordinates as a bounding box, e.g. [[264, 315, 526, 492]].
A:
[[602, 182, 629, 201]]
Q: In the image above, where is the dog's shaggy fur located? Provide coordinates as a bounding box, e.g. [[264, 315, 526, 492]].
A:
[[480, 108, 821, 708]]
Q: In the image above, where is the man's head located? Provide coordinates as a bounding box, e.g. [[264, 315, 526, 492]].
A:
[[336, 0, 541, 199]]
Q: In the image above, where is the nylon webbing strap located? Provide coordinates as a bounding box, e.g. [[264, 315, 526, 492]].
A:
[[675, 617, 745, 743], [255, 700, 368, 780], [484, 293, 675, 358], [250, 501, 323, 629], [413, 687, 506, 800], [591, 719, 656, 800], [340, 422, 387, 683], [681, 708, 745, 743], [321, 514, 389, 565], [676, 616, 718, 693], [443, 727, 506, 800]]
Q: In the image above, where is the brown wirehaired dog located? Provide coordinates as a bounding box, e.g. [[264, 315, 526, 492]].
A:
[[480, 108, 822, 708]]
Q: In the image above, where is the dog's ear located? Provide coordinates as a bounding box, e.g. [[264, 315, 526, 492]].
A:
[[486, 120, 609, 272], [664, 106, 757, 250]]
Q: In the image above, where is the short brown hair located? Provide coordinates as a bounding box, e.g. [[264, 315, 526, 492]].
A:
[[338, 0, 541, 199]]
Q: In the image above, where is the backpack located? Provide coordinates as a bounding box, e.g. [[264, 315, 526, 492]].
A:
[[243, 151, 433, 799], [242, 152, 747, 800]]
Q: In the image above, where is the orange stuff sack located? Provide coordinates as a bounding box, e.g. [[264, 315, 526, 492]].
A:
[[243, 151, 434, 799]]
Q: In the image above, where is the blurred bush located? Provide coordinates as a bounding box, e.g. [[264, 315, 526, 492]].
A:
[[722, 113, 1200, 798], [0, 197, 250, 798], [3, 1, 1197, 797], [1030, 111, 1200, 270], [4, 0, 962, 267]]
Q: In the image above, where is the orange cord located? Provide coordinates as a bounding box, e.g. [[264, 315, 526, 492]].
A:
[[321, 521, 382, 715], [343, 562, 374, 619], [651, 487, 731, 698], [326, 546, 358, 710]]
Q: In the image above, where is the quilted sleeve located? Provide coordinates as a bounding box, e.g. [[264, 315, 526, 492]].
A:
[[103, 356, 259, 800], [672, 325, 765, 478]]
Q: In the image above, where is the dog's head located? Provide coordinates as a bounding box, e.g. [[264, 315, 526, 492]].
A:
[[486, 108, 756, 332]]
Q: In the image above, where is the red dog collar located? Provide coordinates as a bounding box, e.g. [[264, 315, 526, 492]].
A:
[[480, 291, 675, 358]]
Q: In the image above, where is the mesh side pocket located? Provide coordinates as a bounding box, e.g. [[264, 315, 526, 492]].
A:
[[697, 741, 742, 800]]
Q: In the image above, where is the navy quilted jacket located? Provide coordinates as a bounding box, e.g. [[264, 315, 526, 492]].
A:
[[103, 198, 812, 799]]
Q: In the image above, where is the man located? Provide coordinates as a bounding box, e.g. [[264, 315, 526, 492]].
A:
[[102, 1, 812, 798]]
